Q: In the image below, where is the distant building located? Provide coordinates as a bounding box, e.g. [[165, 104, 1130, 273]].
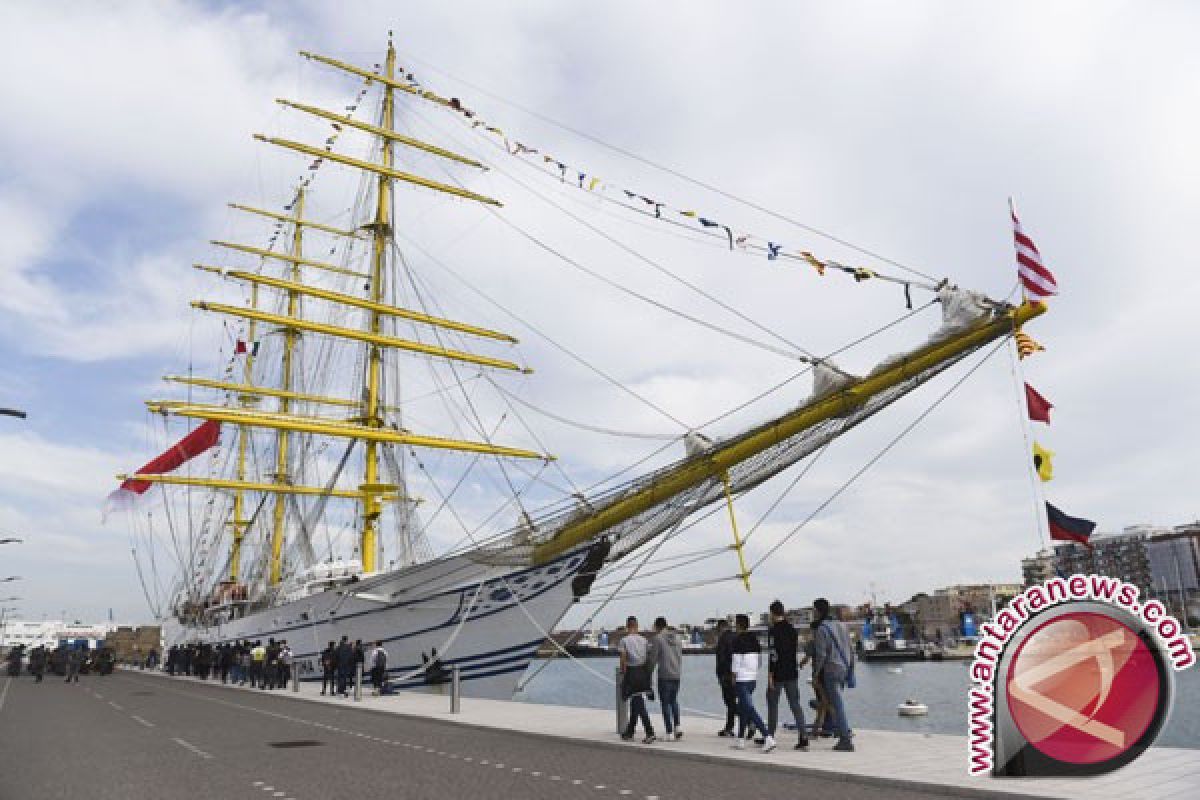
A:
[[0, 620, 121, 650], [903, 583, 1023, 640], [1051, 527, 1156, 595], [1023, 523, 1200, 619], [1021, 550, 1056, 587]]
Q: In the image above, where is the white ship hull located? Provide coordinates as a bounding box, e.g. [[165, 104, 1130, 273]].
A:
[[164, 544, 599, 700]]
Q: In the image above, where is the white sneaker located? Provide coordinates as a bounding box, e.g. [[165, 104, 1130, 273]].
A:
[[762, 736, 777, 753], [733, 738, 746, 750]]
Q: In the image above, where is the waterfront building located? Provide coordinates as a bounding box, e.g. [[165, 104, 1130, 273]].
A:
[[1021, 550, 1056, 587], [1052, 526, 1156, 595], [0, 620, 119, 650], [1146, 522, 1200, 625], [903, 583, 1023, 640], [1019, 522, 1200, 626]]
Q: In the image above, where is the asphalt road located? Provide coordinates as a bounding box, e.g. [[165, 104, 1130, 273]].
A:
[[0, 672, 979, 800]]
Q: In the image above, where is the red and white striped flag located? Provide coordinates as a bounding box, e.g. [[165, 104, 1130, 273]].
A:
[[1010, 199, 1058, 302]]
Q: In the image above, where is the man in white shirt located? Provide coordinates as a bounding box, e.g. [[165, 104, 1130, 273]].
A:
[[617, 616, 656, 743]]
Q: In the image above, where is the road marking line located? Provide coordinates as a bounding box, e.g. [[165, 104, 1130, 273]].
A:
[[171, 737, 213, 759], [109, 701, 124, 710], [0, 678, 11, 716], [531, 771, 542, 777], [253, 782, 263, 787], [131, 715, 155, 728], [572, 779, 583, 785], [595, 785, 607, 790]]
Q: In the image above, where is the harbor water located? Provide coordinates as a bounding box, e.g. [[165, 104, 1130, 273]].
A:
[[515, 656, 1200, 749]]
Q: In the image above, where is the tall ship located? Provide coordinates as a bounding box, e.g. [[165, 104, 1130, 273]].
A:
[[108, 39, 1045, 699]]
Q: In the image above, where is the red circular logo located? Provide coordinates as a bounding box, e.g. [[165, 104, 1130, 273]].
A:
[[1006, 611, 1160, 765]]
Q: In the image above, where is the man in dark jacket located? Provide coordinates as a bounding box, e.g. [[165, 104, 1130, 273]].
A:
[[320, 642, 336, 696], [766, 600, 810, 750], [335, 636, 354, 697], [714, 619, 739, 736], [264, 639, 279, 690]]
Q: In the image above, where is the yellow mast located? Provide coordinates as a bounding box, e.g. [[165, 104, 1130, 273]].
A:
[[267, 189, 305, 586], [229, 282, 259, 583], [359, 42, 397, 575]]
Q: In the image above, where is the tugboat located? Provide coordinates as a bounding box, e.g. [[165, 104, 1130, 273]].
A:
[[859, 607, 924, 662]]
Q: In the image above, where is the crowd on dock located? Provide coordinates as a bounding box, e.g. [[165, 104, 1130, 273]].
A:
[[164, 636, 391, 697], [165, 639, 295, 689], [4, 643, 118, 682], [617, 597, 856, 753]]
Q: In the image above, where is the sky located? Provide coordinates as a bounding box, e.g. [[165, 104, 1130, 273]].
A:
[[0, 1, 1197, 630]]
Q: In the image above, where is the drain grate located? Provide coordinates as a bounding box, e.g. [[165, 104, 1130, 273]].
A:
[[268, 740, 325, 748]]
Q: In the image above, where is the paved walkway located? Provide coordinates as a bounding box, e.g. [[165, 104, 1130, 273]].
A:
[[0, 671, 968, 800], [122, 668, 1199, 799]]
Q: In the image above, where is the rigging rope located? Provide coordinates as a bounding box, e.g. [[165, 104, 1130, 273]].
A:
[[396, 49, 940, 284], [394, 234, 692, 430], [747, 335, 1012, 574], [487, 379, 678, 441]]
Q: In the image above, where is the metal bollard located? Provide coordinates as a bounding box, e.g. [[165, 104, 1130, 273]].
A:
[[450, 666, 461, 714], [292, 665, 299, 693], [615, 666, 628, 735], [354, 662, 363, 702]]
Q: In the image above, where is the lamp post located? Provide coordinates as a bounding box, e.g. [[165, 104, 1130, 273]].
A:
[[0, 409, 27, 419], [0, 539, 22, 545], [1, 577, 20, 583]]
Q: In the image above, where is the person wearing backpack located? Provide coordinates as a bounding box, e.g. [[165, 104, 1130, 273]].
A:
[[812, 597, 856, 752], [368, 641, 388, 696]]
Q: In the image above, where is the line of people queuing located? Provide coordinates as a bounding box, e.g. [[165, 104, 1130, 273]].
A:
[[617, 597, 856, 753], [165, 639, 295, 690]]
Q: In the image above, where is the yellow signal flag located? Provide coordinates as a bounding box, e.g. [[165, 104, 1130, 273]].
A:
[[1033, 441, 1055, 482], [1015, 330, 1045, 359]]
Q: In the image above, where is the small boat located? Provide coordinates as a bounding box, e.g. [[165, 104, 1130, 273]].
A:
[[886, 666, 903, 674], [897, 699, 928, 716]]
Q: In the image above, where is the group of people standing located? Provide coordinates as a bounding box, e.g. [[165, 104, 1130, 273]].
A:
[[618, 597, 856, 754], [317, 637, 389, 697], [165, 639, 294, 689], [6, 644, 109, 682]]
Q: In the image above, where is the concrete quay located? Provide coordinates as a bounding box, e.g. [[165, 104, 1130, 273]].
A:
[[2, 668, 1197, 800]]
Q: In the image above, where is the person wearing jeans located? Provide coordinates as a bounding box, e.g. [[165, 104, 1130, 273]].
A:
[[618, 616, 656, 744], [765, 600, 810, 751], [731, 614, 776, 753], [812, 597, 856, 751], [651, 616, 683, 740]]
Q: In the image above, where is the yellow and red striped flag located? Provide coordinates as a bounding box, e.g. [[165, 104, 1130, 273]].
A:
[[1014, 330, 1045, 359]]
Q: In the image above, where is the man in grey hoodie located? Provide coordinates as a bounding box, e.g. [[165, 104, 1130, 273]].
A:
[[812, 597, 856, 751], [650, 617, 684, 740]]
